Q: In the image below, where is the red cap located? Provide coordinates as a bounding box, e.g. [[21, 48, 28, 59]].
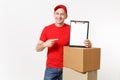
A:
[[54, 4, 67, 14]]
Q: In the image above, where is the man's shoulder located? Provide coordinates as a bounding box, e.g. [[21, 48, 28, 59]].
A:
[[64, 23, 70, 29], [64, 23, 70, 28], [44, 23, 54, 29], [46, 23, 54, 27], [64, 23, 70, 26]]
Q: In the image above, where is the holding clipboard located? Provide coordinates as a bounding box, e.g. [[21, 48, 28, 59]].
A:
[[69, 20, 89, 47]]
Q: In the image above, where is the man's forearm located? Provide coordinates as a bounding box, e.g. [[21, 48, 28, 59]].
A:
[[36, 43, 46, 52]]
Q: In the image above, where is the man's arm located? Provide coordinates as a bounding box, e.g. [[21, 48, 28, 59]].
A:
[[36, 38, 59, 52], [36, 40, 46, 52]]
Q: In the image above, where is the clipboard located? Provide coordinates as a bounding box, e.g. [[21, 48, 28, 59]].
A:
[[69, 20, 89, 47]]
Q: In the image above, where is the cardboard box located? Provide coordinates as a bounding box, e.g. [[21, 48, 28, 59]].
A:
[[63, 67, 97, 80], [64, 46, 100, 72]]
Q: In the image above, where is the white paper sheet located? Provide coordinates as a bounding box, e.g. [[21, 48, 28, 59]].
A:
[[70, 21, 89, 47]]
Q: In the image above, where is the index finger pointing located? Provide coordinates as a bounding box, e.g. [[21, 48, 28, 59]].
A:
[[52, 38, 59, 41]]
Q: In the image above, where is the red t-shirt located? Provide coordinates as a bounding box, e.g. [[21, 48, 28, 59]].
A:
[[40, 23, 70, 68]]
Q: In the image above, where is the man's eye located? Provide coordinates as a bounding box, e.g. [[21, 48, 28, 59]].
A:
[[61, 13, 65, 16], [55, 13, 59, 15]]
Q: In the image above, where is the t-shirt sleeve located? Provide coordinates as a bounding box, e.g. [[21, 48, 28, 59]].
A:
[[39, 27, 47, 42]]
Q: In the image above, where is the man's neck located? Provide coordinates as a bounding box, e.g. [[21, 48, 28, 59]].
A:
[[55, 23, 64, 27]]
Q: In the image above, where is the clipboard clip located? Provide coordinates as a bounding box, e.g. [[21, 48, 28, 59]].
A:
[[71, 20, 89, 24]]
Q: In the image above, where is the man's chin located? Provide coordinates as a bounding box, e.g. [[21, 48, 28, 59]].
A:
[[56, 21, 64, 24]]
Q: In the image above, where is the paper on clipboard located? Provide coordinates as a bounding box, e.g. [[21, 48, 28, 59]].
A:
[[69, 20, 89, 47]]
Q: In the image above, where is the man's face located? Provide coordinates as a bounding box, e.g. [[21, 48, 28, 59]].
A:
[[54, 8, 67, 24]]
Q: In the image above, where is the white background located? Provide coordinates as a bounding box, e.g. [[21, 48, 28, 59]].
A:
[[0, 0, 120, 80]]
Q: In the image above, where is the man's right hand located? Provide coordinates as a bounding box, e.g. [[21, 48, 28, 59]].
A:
[[43, 38, 59, 47], [36, 38, 58, 52]]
